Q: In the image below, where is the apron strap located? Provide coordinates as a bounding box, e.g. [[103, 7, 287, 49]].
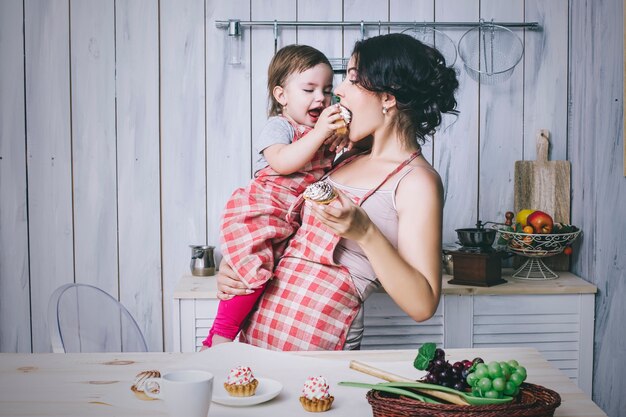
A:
[[286, 147, 422, 220], [359, 148, 422, 205], [286, 149, 370, 222]]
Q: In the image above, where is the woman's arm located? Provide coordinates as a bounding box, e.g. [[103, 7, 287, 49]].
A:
[[215, 259, 254, 300], [307, 167, 443, 322]]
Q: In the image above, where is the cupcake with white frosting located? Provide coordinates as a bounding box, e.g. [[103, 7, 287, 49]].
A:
[[130, 370, 160, 401], [224, 365, 259, 397], [303, 180, 337, 205], [299, 376, 334, 412], [335, 105, 352, 135]]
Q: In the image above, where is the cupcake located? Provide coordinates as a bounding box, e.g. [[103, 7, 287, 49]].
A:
[[335, 105, 352, 135], [299, 376, 334, 412], [130, 370, 160, 401], [224, 366, 259, 397], [303, 180, 337, 205]]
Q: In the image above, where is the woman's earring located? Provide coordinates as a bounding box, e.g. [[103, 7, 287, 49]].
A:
[[382, 106, 388, 115]]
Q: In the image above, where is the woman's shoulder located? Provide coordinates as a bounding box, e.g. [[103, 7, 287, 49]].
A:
[[396, 162, 443, 205]]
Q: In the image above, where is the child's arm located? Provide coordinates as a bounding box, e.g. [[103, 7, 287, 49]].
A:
[[264, 105, 343, 175]]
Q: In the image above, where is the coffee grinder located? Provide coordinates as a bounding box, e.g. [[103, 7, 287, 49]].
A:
[[447, 220, 506, 287]]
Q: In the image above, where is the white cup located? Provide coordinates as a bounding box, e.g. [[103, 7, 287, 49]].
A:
[[144, 370, 214, 417]]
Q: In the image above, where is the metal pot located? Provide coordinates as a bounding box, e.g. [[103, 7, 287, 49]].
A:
[[189, 245, 216, 276], [455, 220, 496, 248]]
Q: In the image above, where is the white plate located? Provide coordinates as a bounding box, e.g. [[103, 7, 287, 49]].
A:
[[212, 377, 283, 407]]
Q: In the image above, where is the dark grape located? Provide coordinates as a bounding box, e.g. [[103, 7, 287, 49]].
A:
[[473, 357, 484, 365], [453, 382, 466, 391], [420, 347, 476, 392]]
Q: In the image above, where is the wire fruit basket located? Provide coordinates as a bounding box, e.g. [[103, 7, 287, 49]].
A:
[[492, 225, 580, 280], [458, 22, 524, 84]]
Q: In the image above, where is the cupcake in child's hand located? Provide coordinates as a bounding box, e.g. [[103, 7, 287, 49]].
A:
[[224, 366, 259, 397], [303, 180, 337, 205], [335, 105, 352, 136], [299, 376, 334, 412]]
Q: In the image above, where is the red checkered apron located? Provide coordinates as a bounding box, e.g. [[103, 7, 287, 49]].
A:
[[240, 149, 422, 350], [220, 117, 334, 288]]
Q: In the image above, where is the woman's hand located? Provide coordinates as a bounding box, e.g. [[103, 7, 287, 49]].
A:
[[215, 259, 253, 300], [306, 189, 374, 243]]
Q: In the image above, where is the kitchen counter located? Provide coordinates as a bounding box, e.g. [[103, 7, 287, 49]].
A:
[[173, 270, 597, 299]]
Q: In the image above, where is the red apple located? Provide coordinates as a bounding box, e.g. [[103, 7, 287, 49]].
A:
[[527, 210, 554, 234]]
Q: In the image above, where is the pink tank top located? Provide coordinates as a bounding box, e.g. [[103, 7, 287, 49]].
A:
[[327, 166, 415, 301]]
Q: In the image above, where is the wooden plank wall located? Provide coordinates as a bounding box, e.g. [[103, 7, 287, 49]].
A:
[[0, 1, 624, 415], [569, 1, 626, 416]]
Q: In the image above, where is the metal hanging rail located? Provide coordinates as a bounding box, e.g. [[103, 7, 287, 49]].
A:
[[215, 20, 540, 30]]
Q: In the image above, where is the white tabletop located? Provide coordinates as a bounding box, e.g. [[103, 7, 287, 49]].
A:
[[0, 344, 606, 417]]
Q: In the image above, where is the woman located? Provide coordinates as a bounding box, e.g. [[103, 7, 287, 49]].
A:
[[215, 33, 459, 351]]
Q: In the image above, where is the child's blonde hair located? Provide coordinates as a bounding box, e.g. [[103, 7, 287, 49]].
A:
[[267, 45, 332, 117]]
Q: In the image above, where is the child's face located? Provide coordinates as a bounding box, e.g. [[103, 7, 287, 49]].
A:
[[278, 63, 333, 127]]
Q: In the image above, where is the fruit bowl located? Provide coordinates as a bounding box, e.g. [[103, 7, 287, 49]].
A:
[[492, 225, 581, 279], [493, 226, 580, 257]]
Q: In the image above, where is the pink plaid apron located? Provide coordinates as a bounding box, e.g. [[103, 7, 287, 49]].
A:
[[220, 118, 334, 288], [240, 148, 422, 351]]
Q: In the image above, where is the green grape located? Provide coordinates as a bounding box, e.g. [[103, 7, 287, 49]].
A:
[[484, 390, 501, 399], [492, 377, 506, 392], [477, 377, 492, 392], [509, 371, 525, 387], [515, 366, 527, 379], [472, 386, 481, 397], [503, 380, 517, 396], [507, 359, 520, 368], [466, 372, 479, 387], [474, 366, 489, 379], [500, 362, 512, 379], [487, 361, 503, 378]]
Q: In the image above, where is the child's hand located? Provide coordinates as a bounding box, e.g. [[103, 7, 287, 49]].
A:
[[324, 133, 353, 153], [313, 104, 345, 139]]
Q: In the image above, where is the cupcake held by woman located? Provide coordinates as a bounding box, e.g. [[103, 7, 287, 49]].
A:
[[303, 180, 337, 205]]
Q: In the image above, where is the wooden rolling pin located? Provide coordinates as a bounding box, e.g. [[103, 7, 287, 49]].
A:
[[349, 360, 470, 405]]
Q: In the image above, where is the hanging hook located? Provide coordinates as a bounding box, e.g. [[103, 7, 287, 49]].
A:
[[360, 20, 365, 40], [378, 20, 381, 36], [273, 20, 278, 54]]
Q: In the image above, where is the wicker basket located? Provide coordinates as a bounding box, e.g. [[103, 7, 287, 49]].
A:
[[366, 383, 561, 417]]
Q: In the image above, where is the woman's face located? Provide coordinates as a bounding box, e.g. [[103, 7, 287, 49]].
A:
[[334, 57, 383, 142]]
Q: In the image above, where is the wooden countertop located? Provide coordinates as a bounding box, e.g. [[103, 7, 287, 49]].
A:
[[0, 346, 607, 416], [173, 271, 596, 300]]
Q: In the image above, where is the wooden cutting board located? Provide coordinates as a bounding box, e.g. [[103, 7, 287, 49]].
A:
[[514, 129, 571, 270]]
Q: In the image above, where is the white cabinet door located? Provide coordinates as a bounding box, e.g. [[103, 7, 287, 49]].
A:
[[362, 292, 444, 350], [471, 294, 592, 392]]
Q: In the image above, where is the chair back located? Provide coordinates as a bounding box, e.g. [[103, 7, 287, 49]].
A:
[[48, 283, 148, 353]]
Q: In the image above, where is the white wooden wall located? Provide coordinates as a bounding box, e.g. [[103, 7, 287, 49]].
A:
[[0, 1, 624, 415]]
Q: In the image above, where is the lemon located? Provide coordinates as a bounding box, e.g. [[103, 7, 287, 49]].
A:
[[516, 209, 535, 226]]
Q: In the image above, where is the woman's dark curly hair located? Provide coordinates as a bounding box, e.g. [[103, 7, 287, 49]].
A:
[[352, 33, 459, 146]]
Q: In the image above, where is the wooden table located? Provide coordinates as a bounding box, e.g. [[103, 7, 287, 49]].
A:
[[0, 346, 606, 416]]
